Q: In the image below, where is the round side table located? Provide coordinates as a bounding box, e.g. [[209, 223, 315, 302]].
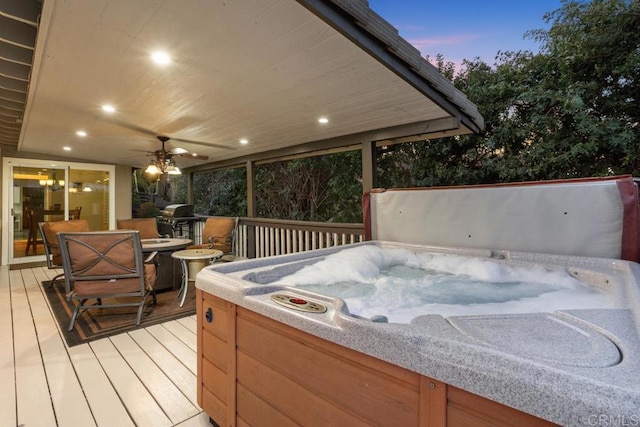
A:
[[171, 249, 223, 307]]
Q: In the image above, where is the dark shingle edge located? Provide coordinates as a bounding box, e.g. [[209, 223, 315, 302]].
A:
[[312, 0, 485, 133]]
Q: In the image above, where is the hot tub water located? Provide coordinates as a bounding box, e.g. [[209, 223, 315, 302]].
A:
[[272, 245, 614, 322]]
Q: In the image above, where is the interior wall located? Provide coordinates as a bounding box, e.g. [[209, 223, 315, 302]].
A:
[[114, 164, 132, 220]]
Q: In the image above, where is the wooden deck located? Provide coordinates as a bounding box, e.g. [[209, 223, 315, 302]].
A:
[[0, 264, 211, 427]]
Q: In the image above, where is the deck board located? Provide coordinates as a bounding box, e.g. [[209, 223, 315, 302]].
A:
[[174, 413, 214, 426], [177, 315, 197, 333], [90, 337, 173, 426], [163, 319, 198, 351], [110, 332, 199, 424], [25, 270, 97, 427], [0, 266, 17, 427], [68, 344, 135, 426], [129, 328, 200, 407], [147, 324, 198, 375], [11, 269, 58, 427], [5, 266, 206, 427]]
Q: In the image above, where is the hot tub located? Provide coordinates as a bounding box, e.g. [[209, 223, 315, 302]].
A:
[[196, 241, 640, 426]]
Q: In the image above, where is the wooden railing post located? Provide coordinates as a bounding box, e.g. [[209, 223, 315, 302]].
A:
[[246, 225, 256, 259]]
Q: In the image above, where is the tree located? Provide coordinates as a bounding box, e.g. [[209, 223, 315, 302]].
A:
[[256, 150, 362, 223], [193, 168, 247, 216], [381, 0, 640, 186], [524, 0, 640, 176]]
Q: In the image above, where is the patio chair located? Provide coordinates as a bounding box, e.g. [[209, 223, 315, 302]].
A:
[[38, 219, 90, 288], [189, 217, 237, 257], [57, 230, 158, 331], [69, 206, 82, 219], [116, 218, 164, 239]]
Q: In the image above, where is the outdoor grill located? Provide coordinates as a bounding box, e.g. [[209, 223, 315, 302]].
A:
[[158, 204, 198, 239]]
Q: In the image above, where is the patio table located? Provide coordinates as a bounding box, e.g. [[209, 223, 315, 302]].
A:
[[141, 238, 192, 291], [172, 249, 223, 307]]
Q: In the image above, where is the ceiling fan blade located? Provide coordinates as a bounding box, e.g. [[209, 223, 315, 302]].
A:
[[104, 117, 156, 136], [101, 121, 233, 152], [170, 137, 234, 150], [176, 153, 209, 160]]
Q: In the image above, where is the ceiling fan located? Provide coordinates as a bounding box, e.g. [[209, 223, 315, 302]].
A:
[[140, 136, 209, 175]]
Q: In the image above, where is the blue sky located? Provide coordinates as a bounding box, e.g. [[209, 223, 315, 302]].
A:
[[368, 1, 565, 67]]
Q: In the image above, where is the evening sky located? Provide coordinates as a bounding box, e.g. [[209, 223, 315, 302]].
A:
[[368, 0, 565, 69]]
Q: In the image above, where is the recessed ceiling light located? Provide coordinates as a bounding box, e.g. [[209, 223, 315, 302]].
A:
[[151, 51, 171, 65], [318, 117, 329, 124], [76, 130, 87, 137], [101, 104, 116, 113], [63, 146, 72, 151], [240, 138, 248, 145]]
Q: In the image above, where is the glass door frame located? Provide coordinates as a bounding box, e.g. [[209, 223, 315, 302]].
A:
[[2, 157, 115, 266]]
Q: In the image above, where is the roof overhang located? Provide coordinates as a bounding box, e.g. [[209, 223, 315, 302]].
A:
[[13, 0, 483, 169]]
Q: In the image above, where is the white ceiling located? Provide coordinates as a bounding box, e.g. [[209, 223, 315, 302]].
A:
[[16, 0, 482, 170]]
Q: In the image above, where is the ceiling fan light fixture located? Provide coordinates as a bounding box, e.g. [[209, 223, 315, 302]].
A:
[[145, 162, 161, 174], [166, 158, 182, 175], [141, 136, 206, 175]]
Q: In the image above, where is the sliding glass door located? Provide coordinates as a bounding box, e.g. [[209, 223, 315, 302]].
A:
[[2, 158, 114, 265]]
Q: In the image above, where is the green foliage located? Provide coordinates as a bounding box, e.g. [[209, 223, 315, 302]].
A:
[[131, 169, 187, 215], [193, 168, 247, 216], [170, 175, 187, 203], [132, 169, 156, 215], [138, 202, 160, 218], [382, 0, 640, 186], [256, 151, 362, 223]]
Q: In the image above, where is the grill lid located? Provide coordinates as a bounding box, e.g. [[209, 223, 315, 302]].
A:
[[161, 204, 194, 218]]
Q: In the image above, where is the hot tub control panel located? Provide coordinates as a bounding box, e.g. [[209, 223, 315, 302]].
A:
[[270, 294, 327, 313]]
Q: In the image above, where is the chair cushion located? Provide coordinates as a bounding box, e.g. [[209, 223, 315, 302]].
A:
[[43, 219, 90, 265], [68, 233, 136, 276], [117, 218, 159, 239], [74, 277, 143, 296], [201, 217, 235, 253], [143, 263, 156, 291], [74, 264, 156, 295]]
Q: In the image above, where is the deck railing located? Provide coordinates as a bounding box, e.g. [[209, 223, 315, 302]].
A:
[[192, 217, 365, 259]]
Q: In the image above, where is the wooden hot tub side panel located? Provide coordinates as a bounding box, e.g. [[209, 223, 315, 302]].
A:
[[236, 308, 424, 426], [197, 290, 556, 427], [198, 290, 237, 426], [447, 386, 556, 427]]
